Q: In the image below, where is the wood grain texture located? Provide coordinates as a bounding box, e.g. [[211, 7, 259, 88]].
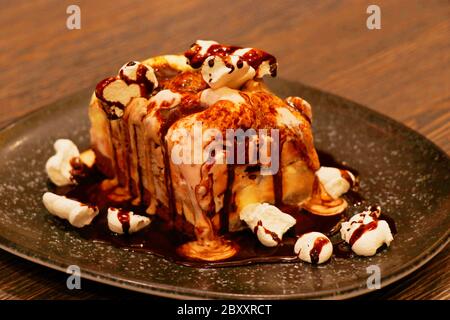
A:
[[0, 0, 448, 300]]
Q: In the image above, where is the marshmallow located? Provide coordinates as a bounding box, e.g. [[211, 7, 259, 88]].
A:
[[341, 209, 394, 256], [95, 78, 142, 119], [316, 166, 355, 199], [79, 149, 96, 168], [95, 61, 158, 120], [45, 139, 80, 186], [107, 207, 151, 235], [119, 61, 158, 90], [255, 59, 273, 78], [201, 55, 255, 89], [148, 89, 182, 109], [200, 87, 245, 106], [186, 40, 277, 80], [294, 232, 333, 264], [232, 48, 275, 78], [42, 192, 99, 228], [240, 203, 296, 247], [195, 40, 219, 56]]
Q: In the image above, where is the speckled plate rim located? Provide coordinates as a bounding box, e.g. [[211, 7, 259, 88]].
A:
[[0, 83, 448, 300]]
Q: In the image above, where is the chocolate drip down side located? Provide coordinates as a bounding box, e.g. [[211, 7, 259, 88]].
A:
[[133, 126, 145, 205], [273, 139, 284, 206], [117, 209, 131, 234], [220, 164, 235, 234], [157, 98, 209, 224]]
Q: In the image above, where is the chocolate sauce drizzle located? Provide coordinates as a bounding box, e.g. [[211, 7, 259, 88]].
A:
[[220, 164, 235, 234], [254, 220, 281, 244], [119, 62, 156, 94], [116, 209, 130, 234], [273, 140, 284, 207], [69, 157, 90, 183], [157, 98, 209, 223], [310, 237, 329, 264]]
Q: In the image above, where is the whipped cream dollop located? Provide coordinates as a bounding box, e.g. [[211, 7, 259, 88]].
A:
[[341, 207, 394, 256], [240, 203, 296, 247], [45, 139, 80, 186], [95, 61, 157, 119], [185, 40, 277, 89], [42, 192, 99, 228], [107, 207, 151, 235], [316, 166, 355, 199], [294, 232, 333, 264]]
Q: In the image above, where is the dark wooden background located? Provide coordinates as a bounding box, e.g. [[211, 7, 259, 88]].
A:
[[0, 0, 448, 299]]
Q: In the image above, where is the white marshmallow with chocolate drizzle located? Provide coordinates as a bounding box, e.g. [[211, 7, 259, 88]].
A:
[[95, 61, 158, 119], [201, 55, 255, 89], [240, 203, 296, 247], [233, 48, 274, 78], [42, 192, 99, 228], [45, 139, 80, 186], [119, 61, 158, 88], [341, 208, 394, 256], [187, 40, 278, 89], [294, 232, 333, 264], [107, 207, 151, 235], [316, 166, 355, 199], [195, 40, 219, 55]]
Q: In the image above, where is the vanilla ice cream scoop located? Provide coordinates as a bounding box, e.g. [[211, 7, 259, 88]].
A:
[[45, 139, 80, 186], [341, 208, 394, 256], [42, 192, 99, 228], [316, 166, 355, 199], [240, 203, 296, 247], [294, 232, 333, 264], [107, 207, 151, 235]]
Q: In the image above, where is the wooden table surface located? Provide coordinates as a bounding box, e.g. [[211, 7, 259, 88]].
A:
[[0, 0, 448, 300]]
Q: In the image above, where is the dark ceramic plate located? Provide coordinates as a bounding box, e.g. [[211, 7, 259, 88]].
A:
[[0, 79, 448, 299]]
